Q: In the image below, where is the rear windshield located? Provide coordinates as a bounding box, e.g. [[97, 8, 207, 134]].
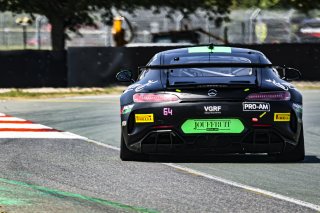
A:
[[168, 56, 253, 77]]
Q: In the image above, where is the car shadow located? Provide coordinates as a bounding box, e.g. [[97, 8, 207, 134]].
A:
[[147, 155, 320, 164]]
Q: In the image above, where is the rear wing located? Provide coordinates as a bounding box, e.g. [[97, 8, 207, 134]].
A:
[[139, 63, 273, 70], [139, 63, 273, 89]]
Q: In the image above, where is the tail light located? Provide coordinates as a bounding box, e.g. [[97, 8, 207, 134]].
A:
[[246, 91, 291, 101], [133, 93, 180, 103]]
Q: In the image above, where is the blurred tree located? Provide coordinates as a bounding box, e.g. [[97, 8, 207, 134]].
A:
[[275, 0, 320, 13], [0, 0, 232, 50], [231, 0, 280, 9], [232, 0, 320, 12]]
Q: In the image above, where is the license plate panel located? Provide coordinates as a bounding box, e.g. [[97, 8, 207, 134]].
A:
[[181, 119, 244, 134]]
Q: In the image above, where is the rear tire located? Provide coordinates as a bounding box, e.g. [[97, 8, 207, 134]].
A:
[[276, 126, 305, 162], [120, 133, 147, 161]]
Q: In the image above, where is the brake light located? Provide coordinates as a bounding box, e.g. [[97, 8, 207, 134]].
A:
[[133, 93, 180, 102], [246, 91, 291, 101]]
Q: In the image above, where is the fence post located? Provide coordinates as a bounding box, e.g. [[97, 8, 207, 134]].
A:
[[249, 8, 261, 44]]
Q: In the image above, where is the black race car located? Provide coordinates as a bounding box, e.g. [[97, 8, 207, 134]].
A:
[[116, 45, 304, 162]]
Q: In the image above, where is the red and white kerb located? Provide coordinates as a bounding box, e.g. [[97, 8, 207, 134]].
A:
[[0, 113, 85, 139]]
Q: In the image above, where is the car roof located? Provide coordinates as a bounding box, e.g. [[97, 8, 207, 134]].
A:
[[154, 45, 268, 64], [160, 45, 263, 55]]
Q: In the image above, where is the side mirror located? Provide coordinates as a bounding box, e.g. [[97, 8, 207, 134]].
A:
[[283, 67, 302, 81], [275, 66, 302, 82], [116, 70, 134, 82]]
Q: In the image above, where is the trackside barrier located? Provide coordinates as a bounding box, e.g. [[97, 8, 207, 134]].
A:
[[0, 44, 319, 88], [0, 50, 67, 87], [68, 43, 320, 87]]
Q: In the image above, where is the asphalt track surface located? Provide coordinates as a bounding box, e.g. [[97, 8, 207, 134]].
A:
[[0, 90, 319, 212]]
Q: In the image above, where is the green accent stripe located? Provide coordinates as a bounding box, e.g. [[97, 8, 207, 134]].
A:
[[188, 46, 232, 53], [0, 177, 158, 213]]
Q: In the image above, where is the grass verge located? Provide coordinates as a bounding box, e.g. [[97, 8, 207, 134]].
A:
[[0, 82, 319, 99], [0, 86, 126, 99]]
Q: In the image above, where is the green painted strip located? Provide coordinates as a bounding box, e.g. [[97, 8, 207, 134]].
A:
[[188, 46, 232, 53], [0, 196, 27, 205], [181, 119, 244, 134], [0, 186, 31, 206], [0, 177, 158, 213]]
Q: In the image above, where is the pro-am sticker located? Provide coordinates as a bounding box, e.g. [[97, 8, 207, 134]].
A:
[[243, 102, 270, 111]]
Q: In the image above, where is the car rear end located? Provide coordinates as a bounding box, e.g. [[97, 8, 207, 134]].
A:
[[121, 48, 302, 156], [122, 87, 299, 155]]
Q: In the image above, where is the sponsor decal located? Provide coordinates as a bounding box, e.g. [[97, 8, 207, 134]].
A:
[[208, 89, 218, 97], [181, 119, 244, 134], [135, 114, 154, 123], [204, 105, 222, 114], [265, 79, 288, 90], [292, 103, 303, 123], [123, 80, 158, 94], [163, 108, 173, 116], [121, 121, 127, 126], [292, 103, 303, 113], [121, 104, 134, 114], [123, 83, 140, 94], [265, 79, 296, 91], [282, 82, 297, 90], [243, 102, 270, 111], [274, 113, 290, 122], [135, 80, 158, 92]]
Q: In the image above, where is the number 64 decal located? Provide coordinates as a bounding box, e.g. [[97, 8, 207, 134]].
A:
[[163, 108, 173, 116]]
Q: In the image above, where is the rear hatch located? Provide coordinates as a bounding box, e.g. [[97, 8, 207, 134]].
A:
[[163, 62, 260, 101], [166, 75, 257, 101]]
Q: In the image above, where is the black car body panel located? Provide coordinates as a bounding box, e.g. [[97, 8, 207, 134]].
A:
[[119, 46, 303, 156]]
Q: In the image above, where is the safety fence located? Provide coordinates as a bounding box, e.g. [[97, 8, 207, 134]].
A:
[[1, 9, 319, 50]]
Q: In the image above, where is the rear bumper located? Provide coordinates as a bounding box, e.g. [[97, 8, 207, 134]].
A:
[[126, 127, 299, 155], [121, 100, 302, 155]]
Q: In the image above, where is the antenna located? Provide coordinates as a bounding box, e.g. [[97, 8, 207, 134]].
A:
[[208, 43, 214, 50]]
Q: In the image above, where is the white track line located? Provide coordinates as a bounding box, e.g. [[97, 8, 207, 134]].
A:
[[0, 124, 52, 129], [0, 132, 87, 139], [0, 117, 26, 121], [85, 138, 320, 212], [164, 163, 320, 211]]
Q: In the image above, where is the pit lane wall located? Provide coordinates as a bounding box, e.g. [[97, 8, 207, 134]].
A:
[[0, 44, 319, 88]]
